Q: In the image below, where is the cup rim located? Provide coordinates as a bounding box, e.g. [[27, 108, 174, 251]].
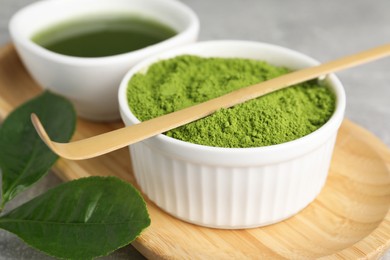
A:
[[119, 40, 346, 156], [8, 0, 200, 66]]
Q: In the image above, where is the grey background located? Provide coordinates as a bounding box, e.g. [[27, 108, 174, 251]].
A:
[[0, 0, 389, 259]]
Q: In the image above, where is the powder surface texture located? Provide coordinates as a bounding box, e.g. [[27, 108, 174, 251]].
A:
[[127, 55, 336, 148]]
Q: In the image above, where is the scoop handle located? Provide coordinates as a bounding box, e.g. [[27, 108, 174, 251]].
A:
[[32, 43, 390, 160]]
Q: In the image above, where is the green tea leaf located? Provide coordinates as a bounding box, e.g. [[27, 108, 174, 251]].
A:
[[0, 91, 76, 208], [0, 176, 150, 260]]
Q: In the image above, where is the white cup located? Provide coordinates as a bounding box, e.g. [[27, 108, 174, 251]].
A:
[[9, 0, 199, 121], [119, 41, 346, 228]]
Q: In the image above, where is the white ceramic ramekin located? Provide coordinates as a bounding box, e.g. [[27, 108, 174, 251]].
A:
[[9, 0, 199, 121], [118, 41, 346, 229]]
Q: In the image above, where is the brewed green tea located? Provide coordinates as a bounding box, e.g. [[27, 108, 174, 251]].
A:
[[32, 14, 177, 57]]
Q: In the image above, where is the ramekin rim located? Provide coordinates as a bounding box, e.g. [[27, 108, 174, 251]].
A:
[[118, 40, 346, 154]]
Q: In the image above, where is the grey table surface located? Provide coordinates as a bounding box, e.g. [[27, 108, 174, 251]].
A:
[[0, 0, 389, 259]]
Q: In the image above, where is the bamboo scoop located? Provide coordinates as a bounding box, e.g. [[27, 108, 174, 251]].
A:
[[32, 44, 390, 160]]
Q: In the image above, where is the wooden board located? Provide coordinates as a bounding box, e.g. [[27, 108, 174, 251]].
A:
[[0, 44, 389, 259]]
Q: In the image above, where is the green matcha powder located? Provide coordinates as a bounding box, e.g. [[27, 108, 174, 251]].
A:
[[127, 55, 336, 148]]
